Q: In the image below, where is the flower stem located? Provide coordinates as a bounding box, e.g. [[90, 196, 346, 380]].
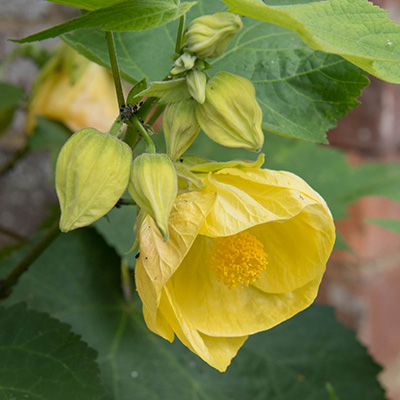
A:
[[147, 104, 166, 127], [130, 115, 155, 153], [0, 221, 60, 300], [109, 116, 124, 137], [105, 31, 125, 108], [174, 15, 186, 55]]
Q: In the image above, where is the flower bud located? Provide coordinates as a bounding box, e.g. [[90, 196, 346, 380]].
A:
[[195, 71, 264, 151], [56, 128, 132, 232], [171, 52, 197, 75], [186, 69, 207, 104], [163, 100, 200, 161], [128, 153, 177, 241], [26, 44, 118, 134], [185, 12, 242, 58]]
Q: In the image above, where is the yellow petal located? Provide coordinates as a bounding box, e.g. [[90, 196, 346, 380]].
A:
[[159, 285, 247, 372], [168, 234, 326, 337], [136, 189, 216, 328]]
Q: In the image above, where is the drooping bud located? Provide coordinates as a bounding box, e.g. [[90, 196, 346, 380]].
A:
[[185, 12, 242, 58], [171, 52, 197, 75], [186, 69, 207, 104], [195, 71, 264, 151], [163, 99, 200, 161], [26, 44, 118, 134], [128, 153, 177, 241], [56, 128, 132, 232]]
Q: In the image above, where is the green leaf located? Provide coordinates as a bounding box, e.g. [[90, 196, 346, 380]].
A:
[[63, 0, 368, 143], [0, 302, 104, 399], [3, 229, 385, 399], [0, 82, 24, 110], [365, 218, 400, 235], [93, 206, 138, 268], [45, 0, 124, 11], [14, 0, 197, 43], [137, 78, 191, 102], [28, 116, 71, 171], [222, 0, 400, 84], [0, 82, 24, 134]]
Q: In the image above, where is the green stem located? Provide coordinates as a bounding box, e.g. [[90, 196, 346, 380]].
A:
[[109, 117, 124, 137], [130, 115, 155, 153], [136, 97, 158, 121], [147, 104, 166, 127], [105, 31, 125, 108], [0, 221, 60, 300], [174, 15, 186, 55]]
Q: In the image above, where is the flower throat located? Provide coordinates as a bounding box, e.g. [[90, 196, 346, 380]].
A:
[[209, 231, 268, 289]]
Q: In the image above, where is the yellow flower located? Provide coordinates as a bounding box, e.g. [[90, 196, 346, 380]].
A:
[[135, 166, 335, 371], [26, 45, 118, 134]]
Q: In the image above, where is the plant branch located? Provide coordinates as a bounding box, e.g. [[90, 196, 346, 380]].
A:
[[105, 31, 125, 108], [174, 15, 186, 55], [129, 115, 155, 153], [0, 221, 60, 300]]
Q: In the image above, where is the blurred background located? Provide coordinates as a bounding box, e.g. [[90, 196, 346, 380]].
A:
[[0, 0, 399, 398]]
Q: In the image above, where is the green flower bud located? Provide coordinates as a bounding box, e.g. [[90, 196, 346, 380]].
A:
[[163, 100, 200, 161], [56, 128, 132, 232], [186, 69, 207, 104], [195, 71, 264, 151], [185, 12, 242, 58], [171, 52, 197, 75], [128, 153, 177, 241]]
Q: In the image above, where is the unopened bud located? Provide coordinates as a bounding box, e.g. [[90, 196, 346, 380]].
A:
[[186, 69, 207, 104], [195, 71, 264, 151], [128, 153, 177, 241], [185, 12, 242, 58], [56, 128, 132, 232], [26, 44, 118, 134], [171, 52, 197, 75], [163, 99, 200, 161]]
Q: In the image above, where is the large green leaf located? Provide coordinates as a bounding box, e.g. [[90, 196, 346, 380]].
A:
[[93, 206, 138, 268], [222, 0, 400, 84], [0, 302, 104, 399], [63, 0, 368, 143], [45, 0, 124, 11], [14, 0, 196, 43], [2, 229, 385, 399]]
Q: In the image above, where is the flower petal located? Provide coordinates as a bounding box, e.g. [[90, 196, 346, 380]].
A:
[[136, 189, 216, 329], [171, 234, 324, 337]]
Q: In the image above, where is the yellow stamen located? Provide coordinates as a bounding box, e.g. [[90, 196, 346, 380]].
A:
[[208, 231, 268, 289]]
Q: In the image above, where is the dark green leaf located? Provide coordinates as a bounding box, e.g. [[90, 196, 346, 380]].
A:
[[0, 302, 104, 399], [14, 0, 197, 43], [45, 0, 123, 11], [0, 82, 24, 110], [63, 0, 368, 143], [28, 116, 71, 171], [0, 82, 24, 134], [365, 219, 400, 235], [223, 0, 400, 84], [3, 229, 385, 399], [93, 206, 138, 268]]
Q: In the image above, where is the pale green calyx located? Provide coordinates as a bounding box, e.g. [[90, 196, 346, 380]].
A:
[[128, 153, 178, 241], [185, 12, 242, 58], [164, 99, 200, 161], [56, 128, 132, 232], [171, 52, 197, 75], [195, 71, 264, 151], [186, 69, 207, 104]]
